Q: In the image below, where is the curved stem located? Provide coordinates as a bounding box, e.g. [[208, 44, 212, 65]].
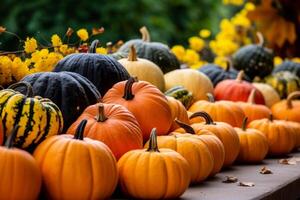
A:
[[147, 128, 159, 152], [8, 81, 34, 97], [286, 91, 300, 109], [222, 57, 232, 72], [189, 111, 215, 125], [247, 89, 256, 104], [5, 125, 20, 148], [74, 120, 88, 140], [123, 77, 137, 100], [128, 45, 138, 61], [95, 104, 107, 122], [139, 26, 151, 42], [88, 40, 99, 53], [241, 117, 248, 131], [256, 32, 264, 46], [206, 93, 215, 102], [236, 70, 244, 82], [175, 119, 195, 134]]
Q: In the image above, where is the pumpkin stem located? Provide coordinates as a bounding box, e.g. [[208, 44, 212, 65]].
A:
[[236, 70, 244, 82], [88, 40, 99, 53], [189, 111, 215, 125], [74, 120, 88, 140], [8, 81, 34, 97], [140, 26, 151, 42], [128, 45, 138, 61], [206, 93, 215, 103], [175, 119, 196, 134], [242, 117, 248, 131], [4, 125, 19, 149], [256, 32, 264, 47], [147, 128, 160, 152], [286, 91, 300, 109], [269, 114, 273, 122], [223, 57, 232, 72], [123, 77, 138, 100], [96, 104, 107, 122], [247, 89, 256, 104]]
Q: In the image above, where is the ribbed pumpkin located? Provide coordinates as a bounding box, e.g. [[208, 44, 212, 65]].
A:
[[238, 89, 271, 123], [0, 82, 63, 151], [188, 112, 240, 166], [166, 96, 189, 132], [214, 71, 265, 104], [188, 94, 245, 127], [118, 128, 190, 199], [248, 115, 295, 155], [273, 60, 300, 78], [271, 91, 300, 123], [54, 40, 130, 95], [67, 103, 143, 160], [164, 86, 194, 109], [103, 77, 172, 141], [34, 120, 118, 200], [17, 71, 101, 130], [0, 126, 41, 200], [287, 121, 300, 149], [235, 118, 269, 163], [253, 82, 280, 108], [164, 69, 214, 101], [118, 45, 165, 91], [0, 119, 3, 145]]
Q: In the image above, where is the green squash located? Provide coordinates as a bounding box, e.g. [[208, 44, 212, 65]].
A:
[[164, 86, 194, 109]]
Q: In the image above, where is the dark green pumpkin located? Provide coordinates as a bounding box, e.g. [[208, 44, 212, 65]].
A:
[[164, 86, 194, 109], [54, 40, 130, 95], [116, 26, 180, 73], [273, 60, 300, 78], [16, 72, 101, 131]]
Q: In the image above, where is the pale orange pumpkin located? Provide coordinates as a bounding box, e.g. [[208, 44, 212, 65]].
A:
[[166, 96, 189, 131]]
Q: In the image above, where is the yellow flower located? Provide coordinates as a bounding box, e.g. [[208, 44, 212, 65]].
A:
[[0, 56, 13, 85], [184, 49, 200, 66], [223, 0, 244, 6], [274, 56, 283, 66], [59, 45, 68, 54], [199, 29, 211, 38], [171, 45, 186, 62], [77, 29, 89, 41], [190, 60, 207, 69], [188, 37, 205, 52], [244, 2, 255, 11], [24, 37, 38, 53], [214, 56, 227, 69], [96, 47, 107, 55], [51, 34, 62, 47], [12, 57, 28, 81]]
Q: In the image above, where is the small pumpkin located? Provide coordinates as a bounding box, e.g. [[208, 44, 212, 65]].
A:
[[253, 82, 280, 108], [118, 128, 190, 199], [214, 71, 265, 104], [164, 85, 194, 109], [34, 120, 118, 200], [248, 115, 295, 155], [67, 103, 143, 160], [164, 69, 214, 101], [271, 91, 300, 123], [235, 118, 269, 163], [118, 45, 165, 91], [103, 77, 172, 141], [273, 60, 300, 78], [0, 126, 41, 200], [54, 40, 130, 95], [166, 96, 189, 132]]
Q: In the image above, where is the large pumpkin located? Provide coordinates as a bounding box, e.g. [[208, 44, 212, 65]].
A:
[[118, 128, 190, 199], [103, 77, 172, 141], [253, 82, 280, 108], [273, 60, 300, 78], [17, 71, 101, 130], [214, 71, 265, 104], [164, 69, 214, 101], [34, 120, 118, 200], [0, 126, 41, 200], [118, 45, 165, 91], [116, 26, 180, 73], [271, 91, 300, 123], [0, 82, 63, 151], [54, 40, 130, 95], [287, 121, 300, 149], [67, 103, 143, 160], [0, 119, 3, 145], [166, 96, 189, 132], [164, 86, 194, 109]]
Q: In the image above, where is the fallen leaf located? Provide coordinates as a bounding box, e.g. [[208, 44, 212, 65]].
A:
[[222, 176, 238, 183], [0, 26, 6, 33], [238, 182, 255, 187], [260, 166, 273, 174], [279, 158, 297, 165]]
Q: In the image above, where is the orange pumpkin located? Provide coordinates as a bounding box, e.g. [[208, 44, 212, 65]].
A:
[[238, 89, 271, 123], [0, 126, 41, 200], [188, 111, 240, 166], [103, 77, 172, 141], [166, 96, 189, 131], [235, 118, 269, 163], [67, 103, 143, 160], [248, 115, 295, 155], [34, 120, 118, 200], [271, 91, 300, 122], [118, 128, 191, 199], [0, 120, 3, 145], [189, 93, 245, 127], [286, 121, 300, 150]]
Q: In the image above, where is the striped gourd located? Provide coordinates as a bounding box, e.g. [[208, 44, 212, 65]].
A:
[[164, 86, 194, 109], [0, 82, 63, 151]]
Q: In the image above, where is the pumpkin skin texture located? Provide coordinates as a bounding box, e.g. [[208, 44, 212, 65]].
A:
[[54, 40, 130, 95], [248, 117, 295, 155], [117, 27, 180, 74], [271, 92, 300, 122], [118, 129, 190, 199], [253, 83, 280, 108], [214, 71, 265, 104], [287, 121, 300, 149], [34, 120, 118, 200], [103, 78, 172, 142], [166, 96, 189, 132], [18, 71, 101, 131], [0, 126, 41, 200], [273, 60, 300, 78], [0, 120, 3, 145], [164, 69, 214, 101], [0, 82, 63, 151], [164, 85, 194, 109], [67, 103, 143, 160], [118, 45, 165, 91]]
